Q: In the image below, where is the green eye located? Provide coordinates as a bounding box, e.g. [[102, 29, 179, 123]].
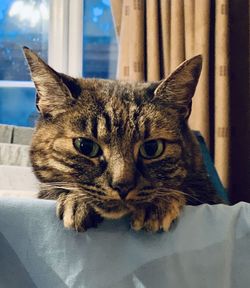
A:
[[139, 139, 165, 159], [73, 138, 102, 158]]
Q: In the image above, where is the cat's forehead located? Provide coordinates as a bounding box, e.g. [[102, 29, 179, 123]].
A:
[[65, 78, 180, 143], [77, 78, 154, 103]]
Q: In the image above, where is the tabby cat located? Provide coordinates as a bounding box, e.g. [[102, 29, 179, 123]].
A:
[[23, 47, 221, 232]]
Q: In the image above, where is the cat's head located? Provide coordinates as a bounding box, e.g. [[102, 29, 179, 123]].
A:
[[24, 47, 202, 218]]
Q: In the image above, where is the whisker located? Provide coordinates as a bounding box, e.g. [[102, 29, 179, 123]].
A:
[[136, 186, 203, 204], [39, 181, 109, 201], [154, 189, 204, 204]]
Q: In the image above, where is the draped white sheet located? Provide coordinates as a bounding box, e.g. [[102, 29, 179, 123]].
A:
[[0, 196, 249, 288]]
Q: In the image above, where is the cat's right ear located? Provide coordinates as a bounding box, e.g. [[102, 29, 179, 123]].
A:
[[23, 47, 75, 118], [153, 55, 202, 119]]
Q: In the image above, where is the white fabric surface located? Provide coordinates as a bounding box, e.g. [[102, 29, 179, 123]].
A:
[[0, 124, 34, 145], [0, 165, 38, 197], [0, 198, 249, 288], [0, 124, 13, 143], [0, 124, 33, 167], [0, 143, 31, 166]]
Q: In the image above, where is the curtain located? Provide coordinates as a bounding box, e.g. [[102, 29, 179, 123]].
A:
[[110, 0, 250, 202]]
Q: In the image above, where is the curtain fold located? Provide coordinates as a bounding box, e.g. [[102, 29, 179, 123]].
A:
[[189, 0, 210, 146], [129, 0, 145, 81], [111, 0, 248, 198], [170, 0, 185, 71], [184, 0, 195, 58], [214, 0, 229, 190], [146, 0, 160, 81], [115, 0, 130, 80], [160, 0, 171, 77]]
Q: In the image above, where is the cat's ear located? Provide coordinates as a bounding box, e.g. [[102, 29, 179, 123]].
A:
[[23, 47, 76, 118], [154, 55, 202, 118]]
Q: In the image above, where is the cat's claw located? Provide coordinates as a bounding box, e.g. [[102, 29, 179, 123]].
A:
[[56, 193, 103, 232], [130, 200, 184, 232]]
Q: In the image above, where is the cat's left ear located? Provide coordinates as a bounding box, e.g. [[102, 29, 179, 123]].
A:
[[23, 47, 77, 118], [153, 55, 202, 118]]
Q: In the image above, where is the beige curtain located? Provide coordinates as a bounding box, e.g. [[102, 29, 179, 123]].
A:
[[110, 0, 250, 201]]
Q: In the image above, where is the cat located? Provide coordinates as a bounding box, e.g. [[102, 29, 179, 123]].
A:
[[23, 47, 222, 233]]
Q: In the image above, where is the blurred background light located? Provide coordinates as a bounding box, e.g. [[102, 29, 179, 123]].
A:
[[8, 0, 49, 28]]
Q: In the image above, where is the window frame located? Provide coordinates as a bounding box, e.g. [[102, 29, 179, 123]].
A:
[[48, 0, 83, 77], [0, 81, 34, 88]]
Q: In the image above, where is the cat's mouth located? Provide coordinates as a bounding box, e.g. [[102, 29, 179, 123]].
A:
[[92, 193, 154, 219], [93, 199, 132, 219]]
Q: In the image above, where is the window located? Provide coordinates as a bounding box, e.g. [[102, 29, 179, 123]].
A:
[[0, 0, 118, 127], [83, 0, 117, 79], [0, 0, 49, 81], [0, 0, 49, 127]]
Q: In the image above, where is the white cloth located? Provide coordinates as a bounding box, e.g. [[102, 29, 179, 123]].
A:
[[0, 197, 249, 288], [0, 165, 37, 197], [0, 143, 31, 166]]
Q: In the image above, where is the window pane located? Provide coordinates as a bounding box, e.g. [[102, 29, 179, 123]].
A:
[[0, 87, 37, 127], [83, 0, 118, 79], [0, 0, 49, 127], [0, 0, 49, 81]]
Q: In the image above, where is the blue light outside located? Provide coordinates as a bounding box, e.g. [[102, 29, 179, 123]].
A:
[[0, 0, 117, 127]]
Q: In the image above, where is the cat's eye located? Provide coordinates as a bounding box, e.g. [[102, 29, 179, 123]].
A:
[[73, 138, 102, 158], [139, 139, 165, 159]]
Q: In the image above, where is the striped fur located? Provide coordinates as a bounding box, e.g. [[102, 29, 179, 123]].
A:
[[24, 47, 222, 232]]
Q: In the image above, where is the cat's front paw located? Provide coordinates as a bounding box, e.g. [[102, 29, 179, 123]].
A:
[[56, 193, 103, 232], [130, 199, 184, 232]]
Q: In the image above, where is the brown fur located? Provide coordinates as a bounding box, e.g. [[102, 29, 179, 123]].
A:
[[23, 47, 222, 232]]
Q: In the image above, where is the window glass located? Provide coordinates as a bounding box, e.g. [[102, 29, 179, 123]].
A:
[[0, 0, 49, 81], [0, 0, 118, 127], [0, 0, 49, 126], [0, 87, 38, 127], [83, 0, 118, 79]]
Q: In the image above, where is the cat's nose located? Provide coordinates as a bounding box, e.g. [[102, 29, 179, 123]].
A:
[[111, 181, 134, 200]]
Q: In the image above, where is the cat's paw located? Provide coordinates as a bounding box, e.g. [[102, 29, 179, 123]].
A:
[[56, 193, 103, 232], [130, 200, 184, 232]]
